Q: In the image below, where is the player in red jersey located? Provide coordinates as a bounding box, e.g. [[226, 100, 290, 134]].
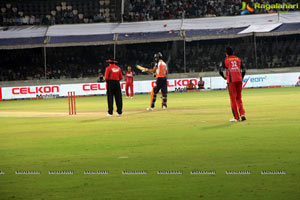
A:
[[104, 59, 123, 117], [125, 66, 134, 98], [219, 47, 246, 122], [297, 76, 300, 85]]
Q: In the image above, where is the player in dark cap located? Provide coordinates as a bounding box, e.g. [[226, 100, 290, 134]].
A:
[[104, 59, 123, 117], [143, 52, 168, 110]]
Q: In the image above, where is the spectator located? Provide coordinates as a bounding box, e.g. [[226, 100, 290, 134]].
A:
[[198, 77, 205, 89], [41, 15, 49, 25], [187, 80, 196, 90], [16, 14, 22, 25], [29, 15, 35, 25]]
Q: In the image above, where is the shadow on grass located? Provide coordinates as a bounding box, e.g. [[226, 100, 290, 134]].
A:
[[78, 110, 148, 123], [79, 118, 107, 123], [201, 123, 233, 130]]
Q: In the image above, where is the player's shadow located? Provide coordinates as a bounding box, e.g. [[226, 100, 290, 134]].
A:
[[79, 117, 107, 123], [79, 111, 147, 123], [200, 123, 232, 130]]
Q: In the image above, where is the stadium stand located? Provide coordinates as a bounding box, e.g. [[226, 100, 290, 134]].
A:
[[0, 0, 118, 26], [1, 34, 300, 81], [0, 1, 300, 81], [1, 0, 299, 25], [124, 0, 300, 22], [124, 0, 241, 21]]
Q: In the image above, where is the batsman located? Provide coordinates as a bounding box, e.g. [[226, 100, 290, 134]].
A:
[[138, 52, 168, 110]]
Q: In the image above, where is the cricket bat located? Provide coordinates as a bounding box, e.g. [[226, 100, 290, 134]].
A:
[[136, 64, 156, 77], [136, 64, 148, 72]]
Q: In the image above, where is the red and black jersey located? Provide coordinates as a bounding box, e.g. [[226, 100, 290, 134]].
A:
[[104, 64, 123, 81], [125, 71, 134, 83], [219, 56, 246, 83]]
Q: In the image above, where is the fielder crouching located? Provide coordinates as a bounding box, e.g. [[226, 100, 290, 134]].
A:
[[104, 59, 123, 117]]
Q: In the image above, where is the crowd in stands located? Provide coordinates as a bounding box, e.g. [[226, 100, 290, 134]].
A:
[[1, 1, 299, 81], [1, 0, 300, 26], [124, 0, 300, 22], [0, 48, 44, 81], [1, 34, 300, 81], [124, 0, 242, 21], [0, 0, 116, 26]]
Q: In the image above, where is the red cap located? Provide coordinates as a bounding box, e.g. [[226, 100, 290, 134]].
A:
[[106, 59, 118, 63]]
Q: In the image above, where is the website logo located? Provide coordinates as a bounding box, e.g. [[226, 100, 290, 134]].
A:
[[241, 1, 298, 15], [254, 3, 298, 12], [241, 1, 254, 15]]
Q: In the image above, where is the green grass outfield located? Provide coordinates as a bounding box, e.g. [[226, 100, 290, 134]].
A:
[[0, 87, 300, 200]]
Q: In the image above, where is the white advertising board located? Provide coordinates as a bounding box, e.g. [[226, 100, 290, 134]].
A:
[[1, 73, 299, 100]]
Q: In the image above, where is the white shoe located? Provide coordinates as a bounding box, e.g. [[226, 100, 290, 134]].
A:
[[130, 97, 133, 99], [107, 114, 113, 117], [162, 106, 167, 110], [229, 118, 239, 122], [117, 114, 122, 117], [146, 107, 154, 111], [126, 96, 129, 99]]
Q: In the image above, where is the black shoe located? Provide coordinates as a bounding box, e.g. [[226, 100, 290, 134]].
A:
[[241, 116, 246, 121]]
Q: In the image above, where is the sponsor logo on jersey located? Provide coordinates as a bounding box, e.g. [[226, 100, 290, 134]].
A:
[[112, 68, 120, 72]]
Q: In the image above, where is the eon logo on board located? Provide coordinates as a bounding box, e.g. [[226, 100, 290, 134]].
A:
[[12, 86, 59, 95], [243, 76, 267, 87]]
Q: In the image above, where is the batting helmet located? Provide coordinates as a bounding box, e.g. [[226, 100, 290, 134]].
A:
[[154, 52, 163, 59]]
